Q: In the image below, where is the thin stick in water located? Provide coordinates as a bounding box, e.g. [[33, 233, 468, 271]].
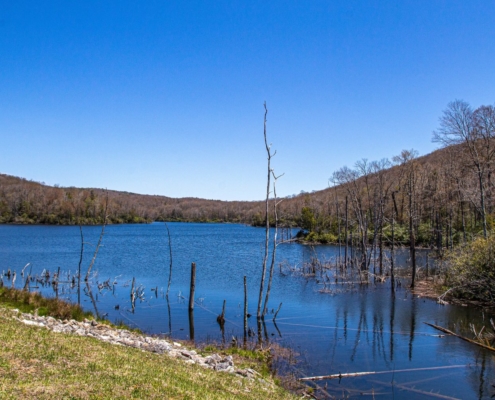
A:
[[164, 222, 173, 298], [273, 302, 282, 321], [299, 364, 467, 381]]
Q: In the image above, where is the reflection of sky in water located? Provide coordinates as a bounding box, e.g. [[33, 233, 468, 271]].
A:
[[1, 223, 494, 399]]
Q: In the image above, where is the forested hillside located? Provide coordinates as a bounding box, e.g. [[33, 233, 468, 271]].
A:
[[301, 101, 495, 252], [1, 101, 494, 250], [0, 138, 490, 240], [0, 174, 266, 225]]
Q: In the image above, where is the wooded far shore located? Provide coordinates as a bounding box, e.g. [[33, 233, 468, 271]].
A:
[[1, 136, 493, 251]]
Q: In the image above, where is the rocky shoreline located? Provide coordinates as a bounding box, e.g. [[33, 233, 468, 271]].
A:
[[12, 309, 263, 381]]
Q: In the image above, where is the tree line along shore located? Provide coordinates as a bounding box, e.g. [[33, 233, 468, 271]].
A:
[[2, 100, 495, 305]]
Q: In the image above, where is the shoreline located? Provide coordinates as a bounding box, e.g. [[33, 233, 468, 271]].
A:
[[0, 286, 301, 397], [410, 277, 495, 310], [0, 305, 297, 399], [11, 308, 257, 377]]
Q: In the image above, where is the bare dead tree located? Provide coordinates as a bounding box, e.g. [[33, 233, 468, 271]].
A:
[[85, 281, 99, 318], [345, 195, 349, 266], [391, 191, 397, 292], [393, 150, 419, 288], [263, 170, 284, 316], [332, 166, 368, 270], [130, 277, 136, 313], [371, 158, 393, 276], [85, 190, 109, 282], [78, 224, 84, 305], [433, 100, 495, 238], [257, 102, 274, 320], [334, 187, 342, 266], [164, 222, 173, 298]]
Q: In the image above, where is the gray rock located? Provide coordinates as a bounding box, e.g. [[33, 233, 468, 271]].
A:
[[12, 311, 272, 381]]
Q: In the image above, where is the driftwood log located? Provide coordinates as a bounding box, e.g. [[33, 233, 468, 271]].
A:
[[424, 322, 495, 352], [299, 364, 466, 382]]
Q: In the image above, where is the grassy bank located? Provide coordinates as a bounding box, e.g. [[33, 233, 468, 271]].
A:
[[0, 291, 296, 399], [0, 286, 92, 321]]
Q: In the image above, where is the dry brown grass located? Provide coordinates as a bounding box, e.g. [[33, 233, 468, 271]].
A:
[[0, 287, 91, 321]]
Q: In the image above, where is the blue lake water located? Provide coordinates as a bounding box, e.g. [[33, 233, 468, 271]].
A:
[[1, 223, 494, 399]]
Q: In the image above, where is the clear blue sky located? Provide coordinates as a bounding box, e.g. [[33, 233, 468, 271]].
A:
[[1, 1, 495, 201]]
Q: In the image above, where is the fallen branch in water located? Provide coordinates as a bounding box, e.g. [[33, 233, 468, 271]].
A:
[[424, 322, 495, 352], [370, 379, 461, 400], [303, 380, 334, 399], [299, 364, 467, 381], [437, 286, 460, 304]]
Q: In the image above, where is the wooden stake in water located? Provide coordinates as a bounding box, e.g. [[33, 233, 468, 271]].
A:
[[188, 309, 195, 341], [189, 262, 196, 311]]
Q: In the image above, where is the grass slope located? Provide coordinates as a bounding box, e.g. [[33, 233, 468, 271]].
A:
[[0, 307, 295, 399]]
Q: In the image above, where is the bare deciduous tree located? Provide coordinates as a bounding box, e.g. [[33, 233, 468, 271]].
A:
[[393, 149, 418, 288], [262, 170, 284, 316], [85, 191, 109, 282], [433, 100, 495, 238]]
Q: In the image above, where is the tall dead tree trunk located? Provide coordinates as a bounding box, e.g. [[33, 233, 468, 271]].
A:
[[85, 191, 109, 282], [263, 171, 283, 316], [409, 168, 417, 289], [392, 150, 418, 288], [78, 224, 84, 305], [345, 196, 348, 266], [336, 192, 342, 266], [257, 102, 272, 320], [391, 209, 395, 292]]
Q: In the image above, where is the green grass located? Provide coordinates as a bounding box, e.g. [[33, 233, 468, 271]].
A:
[[201, 345, 274, 379], [0, 306, 296, 399], [0, 289, 296, 399]]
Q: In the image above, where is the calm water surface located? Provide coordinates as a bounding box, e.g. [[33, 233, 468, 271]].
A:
[[1, 223, 494, 399]]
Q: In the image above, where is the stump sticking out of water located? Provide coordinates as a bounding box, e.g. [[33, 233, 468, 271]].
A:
[[217, 299, 226, 326]]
